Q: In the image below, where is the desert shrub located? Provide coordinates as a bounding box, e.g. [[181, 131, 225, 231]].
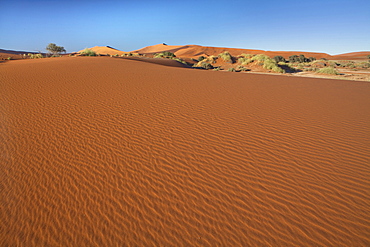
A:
[[240, 53, 254, 58], [357, 62, 370, 69], [80, 48, 96, 56], [29, 53, 44, 59], [238, 66, 248, 71], [308, 57, 316, 62], [173, 58, 188, 65], [163, 51, 175, 58], [253, 54, 269, 62], [7, 57, 11, 60], [207, 55, 218, 64], [238, 57, 252, 65], [263, 58, 285, 73], [228, 68, 236, 72], [320, 57, 328, 61], [198, 56, 206, 61], [367, 55, 370, 60], [194, 61, 213, 69], [317, 67, 339, 75], [154, 52, 175, 59], [218, 51, 233, 63], [273, 56, 286, 63], [213, 67, 221, 71]]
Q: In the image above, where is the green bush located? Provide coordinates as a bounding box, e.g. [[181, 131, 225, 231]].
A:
[[238, 66, 248, 71], [194, 61, 213, 69], [317, 67, 339, 75], [218, 51, 233, 63], [273, 56, 286, 63], [263, 58, 284, 73], [80, 48, 96, 56], [253, 54, 269, 62], [238, 57, 252, 65], [213, 67, 221, 71], [228, 68, 236, 72], [155, 51, 176, 58], [198, 56, 206, 61]]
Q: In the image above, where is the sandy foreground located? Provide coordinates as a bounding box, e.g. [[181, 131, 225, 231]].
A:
[[1, 57, 369, 246]]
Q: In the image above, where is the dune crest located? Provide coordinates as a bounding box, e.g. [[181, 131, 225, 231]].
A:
[[132, 44, 370, 60], [77, 46, 126, 55]]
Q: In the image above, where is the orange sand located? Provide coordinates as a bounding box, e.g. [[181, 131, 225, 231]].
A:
[[77, 46, 126, 56], [133, 44, 370, 60], [1, 57, 369, 246]]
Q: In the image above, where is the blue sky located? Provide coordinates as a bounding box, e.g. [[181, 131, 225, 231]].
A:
[[1, 0, 369, 55]]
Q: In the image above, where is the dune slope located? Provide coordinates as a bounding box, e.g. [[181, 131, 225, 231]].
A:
[[1, 57, 369, 246]]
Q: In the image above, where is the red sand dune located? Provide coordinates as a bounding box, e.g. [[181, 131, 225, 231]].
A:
[[133, 44, 370, 60], [77, 46, 127, 55], [1, 57, 369, 246]]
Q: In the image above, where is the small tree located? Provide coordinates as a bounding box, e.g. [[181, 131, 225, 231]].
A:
[[46, 43, 66, 55]]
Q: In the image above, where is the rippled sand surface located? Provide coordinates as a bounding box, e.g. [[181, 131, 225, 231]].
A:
[[1, 57, 369, 246]]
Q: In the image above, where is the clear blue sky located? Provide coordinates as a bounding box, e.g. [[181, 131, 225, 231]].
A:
[[1, 0, 369, 55]]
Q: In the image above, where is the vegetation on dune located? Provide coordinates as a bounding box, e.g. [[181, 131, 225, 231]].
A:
[[46, 43, 66, 55], [238, 57, 252, 65], [79, 48, 97, 56], [194, 61, 214, 70], [154, 51, 176, 58], [317, 67, 339, 75], [263, 58, 285, 73], [273, 56, 286, 63], [228, 68, 236, 72], [252, 54, 269, 62], [198, 56, 206, 61], [289, 54, 316, 63], [218, 51, 233, 63], [28, 53, 44, 59], [240, 53, 254, 58]]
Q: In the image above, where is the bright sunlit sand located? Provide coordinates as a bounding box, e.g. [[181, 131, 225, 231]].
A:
[[1, 56, 369, 246]]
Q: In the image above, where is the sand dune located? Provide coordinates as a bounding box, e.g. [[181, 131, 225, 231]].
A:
[[77, 46, 126, 55], [1, 57, 369, 246], [133, 44, 370, 60]]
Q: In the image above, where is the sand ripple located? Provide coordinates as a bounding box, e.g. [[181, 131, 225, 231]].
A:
[[1, 57, 369, 246]]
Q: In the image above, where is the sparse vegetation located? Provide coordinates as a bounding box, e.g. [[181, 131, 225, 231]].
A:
[[7, 57, 12, 60], [213, 67, 221, 71], [154, 51, 176, 58], [29, 53, 44, 59], [79, 48, 96, 56], [46, 43, 66, 55], [238, 57, 252, 65], [273, 56, 286, 63], [198, 56, 206, 61], [263, 58, 285, 73], [317, 67, 339, 75], [218, 51, 233, 63], [194, 61, 214, 70], [228, 68, 236, 72], [253, 54, 269, 62], [289, 54, 315, 63]]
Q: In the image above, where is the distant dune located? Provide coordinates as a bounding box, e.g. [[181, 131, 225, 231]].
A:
[[77, 46, 127, 55], [2, 45, 370, 60], [1, 56, 369, 246], [132, 44, 370, 60]]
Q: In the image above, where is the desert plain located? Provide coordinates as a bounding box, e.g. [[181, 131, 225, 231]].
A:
[[1, 45, 370, 246]]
